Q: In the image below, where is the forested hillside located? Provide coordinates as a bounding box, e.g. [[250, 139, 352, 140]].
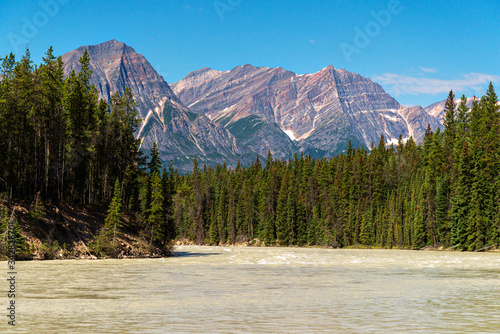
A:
[[0, 48, 499, 255], [172, 86, 500, 251], [0, 48, 162, 257], [0, 48, 143, 204]]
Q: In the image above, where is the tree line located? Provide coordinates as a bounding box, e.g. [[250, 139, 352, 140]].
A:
[[0, 47, 143, 205], [171, 85, 500, 251], [1, 47, 499, 252]]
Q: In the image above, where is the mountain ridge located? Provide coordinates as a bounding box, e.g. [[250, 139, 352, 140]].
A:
[[172, 62, 441, 157], [62, 39, 442, 168]]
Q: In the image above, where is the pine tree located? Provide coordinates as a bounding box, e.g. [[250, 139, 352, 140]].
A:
[[216, 180, 228, 244], [147, 172, 164, 246], [435, 176, 450, 245], [147, 142, 162, 175], [161, 166, 175, 245], [451, 142, 472, 248], [191, 156, 205, 244], [453, 95, 470, 173], [0, 208, 29, 259], [411, 183, 426, 249], [285, 176, 297, 245], [442, 90, 456, 173], [139, 174, 152, 223], [104, 178, 123, 247], [275, 170, 289, 245], [227, 179, 237, 244]]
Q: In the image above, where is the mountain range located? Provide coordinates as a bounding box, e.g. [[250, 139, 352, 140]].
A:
[[62, 40, 253, 171], [62, 40, 444, 171]]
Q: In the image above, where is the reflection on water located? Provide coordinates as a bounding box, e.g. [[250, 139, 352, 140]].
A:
[[1, 246, 500, 333]]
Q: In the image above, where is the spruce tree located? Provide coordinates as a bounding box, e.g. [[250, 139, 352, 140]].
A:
[[104, 178, 123, 247], [147, 172, 164, 246], [435, 176, 450, 245], [451, 142, 472, 248], [275, 170, 289, 245], [0, 208, 29, 259], [147, 142, 162, 175]]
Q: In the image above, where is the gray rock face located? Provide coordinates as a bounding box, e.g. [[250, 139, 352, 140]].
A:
[[62, 39, 185, 119], [172, 64, 441, 156], [62, 40, 253, 172], [424, 97, 478, 124], [225, 115, 298, 160], [398, 106, 442, 142], [138, 104, 247, 172]]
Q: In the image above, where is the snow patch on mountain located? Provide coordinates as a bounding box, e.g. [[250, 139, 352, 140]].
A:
[[283, 129, 297, 141]]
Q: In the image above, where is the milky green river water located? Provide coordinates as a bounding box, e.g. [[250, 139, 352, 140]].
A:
[[1, 246, 500, 333]]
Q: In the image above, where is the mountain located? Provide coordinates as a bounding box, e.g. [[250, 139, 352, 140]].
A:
[[172, 64, 441, 157], [425, 96, 478, 123], [398, 106, 442, 142], [62, 40, 253, 172], [62, 39, 185, 119], [62, 40, 442, 170]]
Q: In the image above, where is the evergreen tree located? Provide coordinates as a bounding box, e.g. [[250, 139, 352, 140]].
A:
[[0, 208, 29, 259], [275, 170, 289, 245], [104, 178, 123, 247], [147, 172, 164, 246], [147, 142, 162, 175], [451, 142, 472, 248], [435, 176, 450, 245]]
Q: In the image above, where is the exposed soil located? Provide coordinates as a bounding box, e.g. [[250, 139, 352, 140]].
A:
[[1, 200, 172, 260]]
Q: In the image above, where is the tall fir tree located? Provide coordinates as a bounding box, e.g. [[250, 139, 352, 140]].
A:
[[104, 178, 124, 247]]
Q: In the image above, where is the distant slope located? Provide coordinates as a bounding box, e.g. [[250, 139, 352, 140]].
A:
[[424, 97, 478, 124]]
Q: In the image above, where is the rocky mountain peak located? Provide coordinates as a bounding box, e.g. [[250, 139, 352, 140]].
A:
[[62, 40, 255, 172], [173, 63, 441, 157], [62, 39, 184, 119]]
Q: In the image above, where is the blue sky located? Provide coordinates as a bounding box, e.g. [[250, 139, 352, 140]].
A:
[[1, 0, 498, 107]]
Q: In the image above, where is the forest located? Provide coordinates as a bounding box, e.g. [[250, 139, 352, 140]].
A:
[[1, 48, 499, 255]]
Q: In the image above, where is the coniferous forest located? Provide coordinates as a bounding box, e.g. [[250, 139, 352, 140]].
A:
[[1, 48, 500, 254]]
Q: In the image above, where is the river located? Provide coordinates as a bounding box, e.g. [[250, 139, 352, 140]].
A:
[[2, 246, 500, 333]]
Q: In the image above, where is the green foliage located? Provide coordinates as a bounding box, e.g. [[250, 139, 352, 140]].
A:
[[0, 47, 143, 205], [147, 142, 162, 174], [30, 192, 46, 220], [104, 178, 124, 246], [0, 208, 30, 259], [169, 85, 500, 251], [88, 229, 115, 257], [37, 240, 62, 260], [89, 178, 125, 257], [147, 172, 165, 246]]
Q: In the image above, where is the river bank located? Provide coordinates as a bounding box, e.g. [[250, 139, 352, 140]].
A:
[[0, 200, 171, 260], [174, 238, 499, 252]]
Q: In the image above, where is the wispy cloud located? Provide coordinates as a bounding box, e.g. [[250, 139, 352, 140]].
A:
[[419, 66, 437, 73], [373, 73, 500, 96], [309, 39, 317, 44]]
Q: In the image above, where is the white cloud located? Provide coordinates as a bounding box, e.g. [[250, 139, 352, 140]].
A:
[[309, 39, 317, 44], [419, 67, 437, 73], [373, 73, 500, 96]]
